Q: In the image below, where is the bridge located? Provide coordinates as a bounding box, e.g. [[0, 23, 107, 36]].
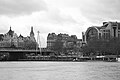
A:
[[0, 48, 118, 61], [0, 48, 55, 60], [0, 48, 80, 61]]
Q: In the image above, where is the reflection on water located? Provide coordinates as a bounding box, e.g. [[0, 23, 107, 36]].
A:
[[0, 61, 120, 80]]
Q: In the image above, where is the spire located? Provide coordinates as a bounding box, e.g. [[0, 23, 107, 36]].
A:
[[30, 26, 34, 37], [31, 26, 33, 32], [10, 26, 11, 30]]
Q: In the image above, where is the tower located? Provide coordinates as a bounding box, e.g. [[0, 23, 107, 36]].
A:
[[30, 26, 34, 37], [7, 26, 14, 37], [30, 26, 35, 41]]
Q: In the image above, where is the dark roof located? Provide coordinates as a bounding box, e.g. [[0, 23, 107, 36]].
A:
[[77, 39, 82, 41], [19, 34, 24, 38]]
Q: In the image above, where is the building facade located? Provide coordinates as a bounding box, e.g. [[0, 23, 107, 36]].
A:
[[47, 33, 82, 50], [84, 21, 120, 43], [47, 33, 57, 49], [0, 26, 36, 48]]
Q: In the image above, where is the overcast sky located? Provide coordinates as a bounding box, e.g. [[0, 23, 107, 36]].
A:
[[0, 0, 120, 47]]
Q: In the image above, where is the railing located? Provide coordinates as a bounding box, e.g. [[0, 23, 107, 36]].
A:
[[0, 48, 54, 52]]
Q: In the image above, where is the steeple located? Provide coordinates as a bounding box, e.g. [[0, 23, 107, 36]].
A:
[[30, 26, 34, 37]]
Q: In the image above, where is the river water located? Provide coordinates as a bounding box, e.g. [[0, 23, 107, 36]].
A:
[[0, 61, 120, 80]]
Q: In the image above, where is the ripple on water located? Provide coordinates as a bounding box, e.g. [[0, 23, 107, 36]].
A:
[[0, 62, 120, 80]]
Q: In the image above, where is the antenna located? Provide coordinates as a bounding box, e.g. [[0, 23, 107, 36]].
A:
[[36, 31, 41, 54]]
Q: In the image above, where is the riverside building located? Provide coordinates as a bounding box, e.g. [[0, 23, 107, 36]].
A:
[[0, 26, 36, 48], [47, 33, 83, 50], [83, 21, 120, 43]]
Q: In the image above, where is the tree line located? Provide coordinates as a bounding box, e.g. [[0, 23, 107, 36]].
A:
[[50, 39, 81, 55], [82, 38, 120, 56], [10, 39, 37, 50]]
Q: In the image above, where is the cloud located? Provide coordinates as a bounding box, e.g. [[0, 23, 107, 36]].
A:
[[79, 0, 120, 24], [1, 0, 120, 47], [0, 0, 91, 47], [0, 16, 11, 33], [46, 0, 120, 24], [0, 0, 47, 16]]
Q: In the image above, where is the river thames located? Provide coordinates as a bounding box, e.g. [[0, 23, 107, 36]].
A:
[[0, 61, 120, 80]]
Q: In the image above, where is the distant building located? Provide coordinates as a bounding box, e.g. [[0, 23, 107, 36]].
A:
[[85, 21, 120, 43], [0, 26, 36, 48], [47, 33, 82, 50], [47, 33, 57, 49]]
